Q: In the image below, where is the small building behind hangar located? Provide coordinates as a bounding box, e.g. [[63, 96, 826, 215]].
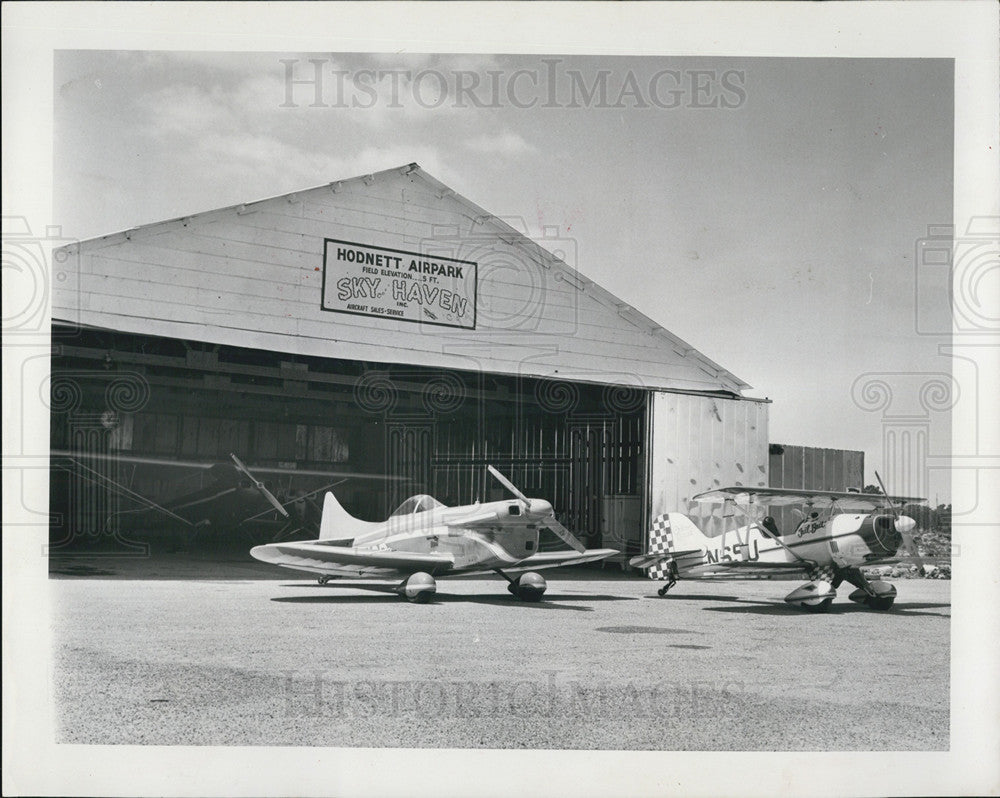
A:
[[50, 164, 770, 557]]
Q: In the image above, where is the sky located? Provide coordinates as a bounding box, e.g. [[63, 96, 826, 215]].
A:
[[53, 51, 956, 501]]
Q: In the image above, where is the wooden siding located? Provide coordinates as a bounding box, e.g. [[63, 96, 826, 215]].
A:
[[647, 391, 770, 539], [53, 165, 748, 395]]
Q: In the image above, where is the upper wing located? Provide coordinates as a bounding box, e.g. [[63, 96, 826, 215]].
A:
[[50, 449, 401, 481], [250, 541, 455, 576], [693, 486, 926, 508], [457, 548, 619, 576]]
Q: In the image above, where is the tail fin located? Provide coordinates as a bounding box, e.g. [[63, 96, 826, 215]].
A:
[[318, 491, 381, 542], [631, 513, 711, 576], [649, 512, 710, 557]]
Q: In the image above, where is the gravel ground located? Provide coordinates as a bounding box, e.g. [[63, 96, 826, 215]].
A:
[[50, 568, 950, 750]]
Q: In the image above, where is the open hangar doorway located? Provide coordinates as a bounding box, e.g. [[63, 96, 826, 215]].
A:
[[48, 326, 648, 560]]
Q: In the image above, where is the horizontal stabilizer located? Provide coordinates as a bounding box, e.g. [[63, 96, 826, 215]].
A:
[[629, 548, 703, 569]]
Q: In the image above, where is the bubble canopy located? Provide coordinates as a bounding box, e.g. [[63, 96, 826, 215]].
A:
[[390, 494, 445, 516]]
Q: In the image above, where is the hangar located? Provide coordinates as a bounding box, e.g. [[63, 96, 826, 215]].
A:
[[49, 163, 772, 560]]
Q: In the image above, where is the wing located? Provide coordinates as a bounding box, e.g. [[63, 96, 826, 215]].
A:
[[684, 560, 815, 579], [456, 548, 619, 576], [693, 486, 926, 508], [250, 541, 455, 577], [50, 449, 399, 481]]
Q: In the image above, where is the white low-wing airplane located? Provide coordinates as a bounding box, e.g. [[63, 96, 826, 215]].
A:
[[250, 466, 618, 602], [629, 473, 928, 612]]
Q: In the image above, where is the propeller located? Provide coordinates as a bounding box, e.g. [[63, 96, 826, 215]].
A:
[[487, 465, 531, 506], [874, 470, 923, 570], [238, 478, 348, 526], [230, 453, 289, 519], [542, 517, 587, 554], [487, 465, 587, 553]]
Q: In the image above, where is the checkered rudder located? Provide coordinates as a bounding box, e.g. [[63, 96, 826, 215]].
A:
[[647, 514, 675, 581]]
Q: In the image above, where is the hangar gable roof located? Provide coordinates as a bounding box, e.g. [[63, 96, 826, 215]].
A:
[[54, 163, 751, 395]]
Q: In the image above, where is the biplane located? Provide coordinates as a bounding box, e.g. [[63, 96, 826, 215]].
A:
[[250, 465, 618, 602], [630, 473, 928, 612], [49, 449, 393, 546]]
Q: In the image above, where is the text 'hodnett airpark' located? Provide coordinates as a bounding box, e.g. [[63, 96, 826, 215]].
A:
[[322, 239, 477, 329]]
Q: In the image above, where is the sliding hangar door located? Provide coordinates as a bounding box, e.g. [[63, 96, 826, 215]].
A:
[[50, 333, 646, 554], [49, 164, 764, 559]]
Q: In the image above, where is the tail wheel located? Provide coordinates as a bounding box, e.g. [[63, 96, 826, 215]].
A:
[[657, 574, 677, 596]]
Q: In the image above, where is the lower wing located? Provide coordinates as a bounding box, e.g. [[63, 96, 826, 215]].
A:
[[250, 541, 455, 577], [457, 548, 619, 576], [684, 560, 814, 580]]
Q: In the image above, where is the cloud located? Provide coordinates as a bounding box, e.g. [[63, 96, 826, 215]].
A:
[[464, 130, 536, 155], [137, 83, 233, 138]]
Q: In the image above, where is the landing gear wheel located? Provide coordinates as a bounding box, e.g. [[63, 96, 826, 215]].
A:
[[506, 572, 547, 602], [508, 584, 544, 602], [657, 579, 676, 597], [317, 575, 330, 585], [399, 572, 437, 603], [866, 595, 895, 611], [802, 598, 834, 613], [848, 580, 897, 611]]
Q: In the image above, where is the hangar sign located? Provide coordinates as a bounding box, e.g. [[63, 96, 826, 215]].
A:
[[322, 239, 477, 329]]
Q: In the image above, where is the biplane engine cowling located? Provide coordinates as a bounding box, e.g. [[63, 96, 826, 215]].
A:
[[856, 514, 905, 557]]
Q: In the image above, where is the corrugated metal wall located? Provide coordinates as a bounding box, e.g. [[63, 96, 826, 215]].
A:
[[768, 444, 864, 492], [647, 392, 769, 539]]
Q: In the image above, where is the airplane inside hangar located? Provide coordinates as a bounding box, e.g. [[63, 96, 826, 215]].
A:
[[48, 163, 857, 563]]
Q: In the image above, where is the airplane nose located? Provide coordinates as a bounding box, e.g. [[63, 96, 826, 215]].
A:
[[895, 515, 916, 534], [528, 499, 552, 517]]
